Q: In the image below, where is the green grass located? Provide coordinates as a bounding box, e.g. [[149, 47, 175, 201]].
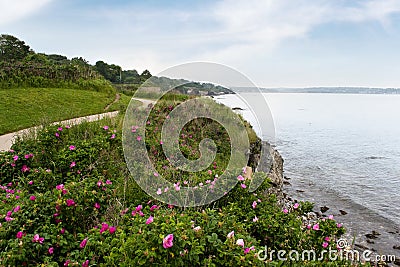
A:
[[106, 93, 136, 112], [0, 87, 120, 135]]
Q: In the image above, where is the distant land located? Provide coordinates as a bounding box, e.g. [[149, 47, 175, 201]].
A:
[[232, 87, 400, 95]]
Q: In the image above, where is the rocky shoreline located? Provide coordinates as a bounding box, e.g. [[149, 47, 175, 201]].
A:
[[253, 141, 400, 266]]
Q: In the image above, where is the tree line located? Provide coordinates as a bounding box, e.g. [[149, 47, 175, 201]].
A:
[[0, 34, 151, 91]]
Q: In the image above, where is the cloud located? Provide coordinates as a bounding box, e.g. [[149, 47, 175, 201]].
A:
[[0, 0, 53, 26], [5, 0, 399, 86]]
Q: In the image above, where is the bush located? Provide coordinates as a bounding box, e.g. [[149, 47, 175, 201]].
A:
[[0, 102, 354, 266]]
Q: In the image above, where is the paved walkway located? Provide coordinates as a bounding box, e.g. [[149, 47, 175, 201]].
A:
[[0, 111, 119, 151], [0, 97, 156, 151]]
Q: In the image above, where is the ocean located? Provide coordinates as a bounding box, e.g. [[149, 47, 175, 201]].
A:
[[215, 92, 400, 255]]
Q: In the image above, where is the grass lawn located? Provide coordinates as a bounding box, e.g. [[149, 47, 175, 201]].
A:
[[0, 88, 120, 135]]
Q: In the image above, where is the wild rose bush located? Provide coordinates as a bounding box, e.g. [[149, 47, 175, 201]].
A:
[[0, 99, 352, 266]]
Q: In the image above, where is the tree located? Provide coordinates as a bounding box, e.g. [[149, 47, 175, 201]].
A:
[[140, 69, 152, 82], [94, 60, 121, 83], [0, 34, 31, 62], [71, 57, 90, 66], [122, 69, 140, 84], [24, 53, 49, 64]]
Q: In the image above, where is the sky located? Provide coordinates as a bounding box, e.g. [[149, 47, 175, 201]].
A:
[[1, 0, 400, 88]]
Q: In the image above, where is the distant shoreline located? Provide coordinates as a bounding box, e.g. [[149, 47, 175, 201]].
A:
[[231, 87, 400, 95]]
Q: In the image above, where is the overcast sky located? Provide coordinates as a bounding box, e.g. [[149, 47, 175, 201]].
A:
[[1, 0, 400, 88]]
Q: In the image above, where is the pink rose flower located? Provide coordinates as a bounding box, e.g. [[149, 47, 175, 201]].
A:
[[150, 205, 159, 212], [16, 231, 24, 239], [56, 184, 64, 190], [146, 215, 154, 225], [227, 231, 234, 238], [109, 226, 116, 234], [162, 234, 174, 249], [66, 199, 75, 207], [100, 223, 109, 234], [236, 239, 245, 247], [32, 234, 44, 244], [80, 238, 88, 248], [21, 165, 30, 172]]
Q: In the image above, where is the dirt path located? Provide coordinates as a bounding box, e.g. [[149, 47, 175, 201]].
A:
[[131, 97, 155, 108], [0, 98, 155, 151], [104, 93, 121, 111]]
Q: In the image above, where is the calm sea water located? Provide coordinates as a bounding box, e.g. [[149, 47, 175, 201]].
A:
[[215, 93, 400, 226]]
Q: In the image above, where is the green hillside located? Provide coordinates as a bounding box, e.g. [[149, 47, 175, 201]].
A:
[[0, 88, 119, 135]]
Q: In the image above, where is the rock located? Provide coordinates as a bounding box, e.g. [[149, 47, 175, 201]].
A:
[[307, 212, 317, 220], [232, 107, 244, 111], [339, 210, 348, 215], [394, 259, 400, 266], [296, 189, 305, 193], [320, 206, 329, 213], [258, 142, 286, 202], [366, 239, 375, 244], [365, 233, 378, 239], [371, 230, 380, 236], [354, 243, 369, 250], [284, 175, 290, 180], [389, 231, 396, 234], [393, 245, 400, 250], [283, 181, 291, 185]]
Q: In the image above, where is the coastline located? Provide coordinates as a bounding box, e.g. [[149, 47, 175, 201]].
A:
[[225, 94, 400, 264], [283, 172, 400, 261], [253, 139, 400, 264]]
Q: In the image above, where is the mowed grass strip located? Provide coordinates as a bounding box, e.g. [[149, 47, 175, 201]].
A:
[[0, 88, 116, 135]]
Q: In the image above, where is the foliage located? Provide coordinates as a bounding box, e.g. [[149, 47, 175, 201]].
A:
[[0, 96, 359, 266], [0, 88, 120, 134], [0, 35, 113, 92], [0, 34, 31, 62]]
